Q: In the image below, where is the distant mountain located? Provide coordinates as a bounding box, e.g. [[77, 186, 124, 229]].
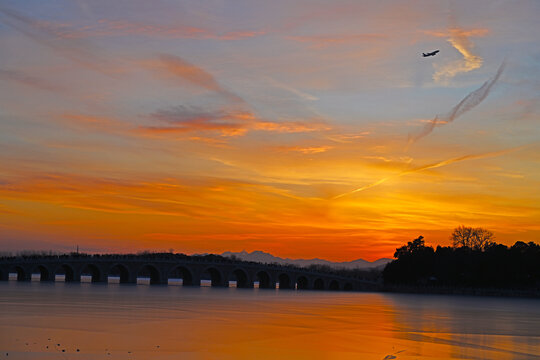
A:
[[221, 250, 392, 270]]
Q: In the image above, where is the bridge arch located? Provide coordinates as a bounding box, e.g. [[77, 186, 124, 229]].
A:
[[278, 273, 292, 289], [256, 270, 272, 289], [296, 276, 309, 290], [137, 264, 161, 285], [31, 265, 51, 281], [81, 264, 101, 282], [313, 278, 324, 290], [329, 280, 340, 291], [201, 267, 224, 287], [229, 268, 250, 288], [108, 264, 130, 283], [344, 282, 353, 291], [168, 265, 193, 286], [11, 266, 27, 281], [54, 264, 75, 282]]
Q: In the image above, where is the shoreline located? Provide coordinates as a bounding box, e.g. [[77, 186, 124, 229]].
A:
[[1, 280, 539, 299]]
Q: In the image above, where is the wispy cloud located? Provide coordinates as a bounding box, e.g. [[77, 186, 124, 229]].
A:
[[0, 172, 306, 221], [363, 155, 414, 167], [426, 27, 488, 83], [139, 105, 330, 138], [35, 18, 265, 40], [275, 145, 333, 154], [264, 76, 318, 101], [0, 203, 18, 215], [334, 146, 522, 199], [326, 132, 370, 143], [0, 69, 64, 92], [287, 33, 386, 49], [145, 54, 244, 103], [0, 173, 218, 218], [251, 120, 330, 133], [188, 136, 230, 147], [140, 108, 250, 137], [409, 62, 506, 144], [0, 7, 117, 75], [58, 113, 127, 133]]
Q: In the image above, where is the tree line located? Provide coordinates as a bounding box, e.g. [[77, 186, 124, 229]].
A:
[[383, 226, 540, 290]]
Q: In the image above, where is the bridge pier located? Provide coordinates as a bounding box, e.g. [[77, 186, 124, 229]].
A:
[[71, 271, 81, 283], [190, 274, 201, 287], [92, 272, 108, 283], [127, 272, 138, 284]]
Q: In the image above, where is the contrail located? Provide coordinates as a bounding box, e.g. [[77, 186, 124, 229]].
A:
[[333, 146, 522, 199], [409, 61, 505, 145]]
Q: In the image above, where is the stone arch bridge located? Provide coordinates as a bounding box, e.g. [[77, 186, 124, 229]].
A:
[[0, 255, 378, 291]]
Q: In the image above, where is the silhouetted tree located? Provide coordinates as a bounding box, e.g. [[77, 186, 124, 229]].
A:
[[394, 236, 427, 258], [451, 226, 494, 251], [384, 236, 435, 285], [384, 234, 540, 291]]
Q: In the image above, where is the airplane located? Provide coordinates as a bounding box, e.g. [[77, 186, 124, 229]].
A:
[[422, 50, 439, 57]]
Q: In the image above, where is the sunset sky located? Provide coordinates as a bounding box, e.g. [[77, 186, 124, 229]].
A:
[[0, 0, 539, 261]]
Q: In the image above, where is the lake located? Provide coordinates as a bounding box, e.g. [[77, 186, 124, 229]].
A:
[[1, 282, 539, 359]]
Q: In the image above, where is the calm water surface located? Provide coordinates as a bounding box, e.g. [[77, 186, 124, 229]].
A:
[[1, 282, 539, 359]]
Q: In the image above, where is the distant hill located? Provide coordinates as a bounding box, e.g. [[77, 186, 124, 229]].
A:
[[221, 250, 392, 270]]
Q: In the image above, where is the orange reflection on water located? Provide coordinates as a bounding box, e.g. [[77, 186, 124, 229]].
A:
[[0, 283, 539, 359]]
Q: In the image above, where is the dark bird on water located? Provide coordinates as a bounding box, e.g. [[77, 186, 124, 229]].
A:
[[422, 50, 439, 57]]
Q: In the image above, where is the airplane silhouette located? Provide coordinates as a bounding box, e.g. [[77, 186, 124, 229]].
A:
[[422, 50, 439, 57]]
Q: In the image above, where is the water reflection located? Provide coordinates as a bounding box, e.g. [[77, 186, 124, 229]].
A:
[[0, 282, 538, 359], [384, 293, 540, 359]]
